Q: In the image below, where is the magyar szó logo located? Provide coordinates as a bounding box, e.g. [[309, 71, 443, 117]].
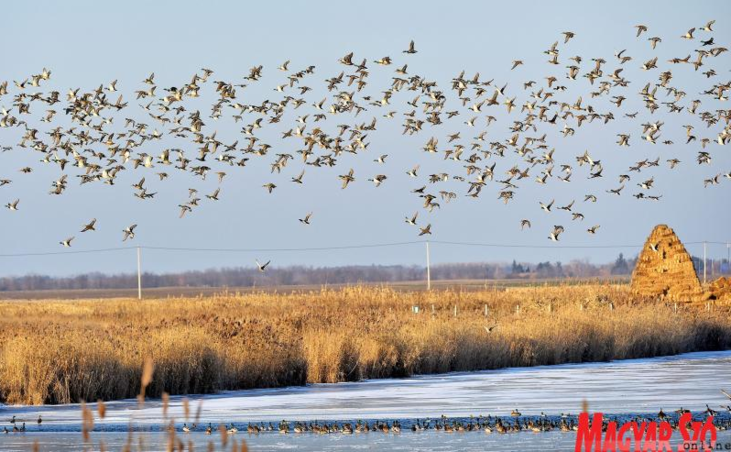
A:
[[575, 412, 718, 452]]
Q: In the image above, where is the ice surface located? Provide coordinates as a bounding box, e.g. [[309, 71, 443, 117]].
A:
[[1, 350, 730, 451], [2, 429, 731, 452]]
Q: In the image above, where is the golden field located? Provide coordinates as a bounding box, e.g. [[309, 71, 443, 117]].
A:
[[0, 284, 729, 406]]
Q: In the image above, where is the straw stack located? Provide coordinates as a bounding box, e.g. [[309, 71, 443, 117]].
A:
[[630, 224, 704, 302]]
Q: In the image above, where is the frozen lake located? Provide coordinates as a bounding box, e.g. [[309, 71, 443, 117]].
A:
[[1, 350, 730, 451]]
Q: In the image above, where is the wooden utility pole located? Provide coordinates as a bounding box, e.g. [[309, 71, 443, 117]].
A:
[[137, 246, 143, 300], [703, 241, 707, 285], [426, 241, 431, 291]]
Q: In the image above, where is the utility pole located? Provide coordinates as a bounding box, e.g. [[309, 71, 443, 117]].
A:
[[703, 241, 707, 285], [425, 241, 431, 291], [727, 243, 730, 275], [137, 246, 142, 300]]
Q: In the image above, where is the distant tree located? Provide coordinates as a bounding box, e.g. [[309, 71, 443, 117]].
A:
[[0, 258, 639, 292], [554, 261, 565, 278], [510, 260, 527, 275], [611, 253, 630, 275], [535, 261, 554, 278]]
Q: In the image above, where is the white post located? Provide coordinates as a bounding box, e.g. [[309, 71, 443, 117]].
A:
[[703, 241, 707, 285], [137, 246, 142, 300], [425, 241, 431, 291]]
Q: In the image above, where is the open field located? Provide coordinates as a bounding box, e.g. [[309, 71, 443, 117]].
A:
[[0, 276, 630, 300], [0, 284, 729, 406]]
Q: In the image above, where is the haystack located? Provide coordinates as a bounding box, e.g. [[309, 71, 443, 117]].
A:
[[630, 224, 704, 301], [707, 277, 731, 303]]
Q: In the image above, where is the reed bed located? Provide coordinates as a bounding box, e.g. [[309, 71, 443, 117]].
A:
[[0, 284, 729, 405]]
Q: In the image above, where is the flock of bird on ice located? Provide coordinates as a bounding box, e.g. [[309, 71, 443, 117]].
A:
[[0, 21, 730, 269]]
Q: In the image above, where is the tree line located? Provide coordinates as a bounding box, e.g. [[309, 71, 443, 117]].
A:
[[0, 254, 646, 292]]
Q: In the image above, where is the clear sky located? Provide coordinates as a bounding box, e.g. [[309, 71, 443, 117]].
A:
[[0, 0, 730, 277]]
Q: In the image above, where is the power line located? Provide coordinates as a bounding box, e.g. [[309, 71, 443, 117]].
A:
[[429, 240, 641, 249], [0, 247, 131, 257], [432, 240, 728, 249], [0, 239, 727, 257], [142, 241, 425, 253]]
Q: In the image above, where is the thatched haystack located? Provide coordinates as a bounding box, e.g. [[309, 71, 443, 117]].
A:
[[707, 277, 731, 303], [630, 224, 704, 301]]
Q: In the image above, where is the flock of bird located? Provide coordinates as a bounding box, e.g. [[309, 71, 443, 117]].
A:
[[167, 403, 730, 436], [1, 22, 730, 252], [4, 402, 730, 436]]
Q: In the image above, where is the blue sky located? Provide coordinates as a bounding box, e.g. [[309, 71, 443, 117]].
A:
[[0, 0, 730, 276]]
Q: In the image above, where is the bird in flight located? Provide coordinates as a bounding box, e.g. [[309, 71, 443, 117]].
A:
[[122, 224, 137, 242], [339, 169, 355, 189], [256, 259, 271, 272], [403, 40, 417, 54], [4, 199, 19, 211], [299, 212, 313, 225], [419, 224, 432, 236], [81, 219, 97, 232], [405, 212, 418, 226], [548, 225, 564, 242]]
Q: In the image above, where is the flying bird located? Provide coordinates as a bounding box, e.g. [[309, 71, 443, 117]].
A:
[[299, 212, 313, 225], [339, 169, 355, 189], [4, 199, 19, 211], [701, 20, 715, 32], [403, 40, 417, 54], [81, 219, 97, 232], [405, 212, 418, 226], [419, 224, 432, 236], [122, 224, 137, 242], [256, 259, 271, 272], [548, 225, 564, 241]]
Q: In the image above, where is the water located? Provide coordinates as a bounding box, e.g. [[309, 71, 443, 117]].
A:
[[1, 350, 730, 451]]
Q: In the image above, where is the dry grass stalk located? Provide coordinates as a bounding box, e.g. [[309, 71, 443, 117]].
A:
[[0, 284, 728, 405], [138, 357, 154, 407], [81, 401, 94, 442], [162, 392, 170, 418]]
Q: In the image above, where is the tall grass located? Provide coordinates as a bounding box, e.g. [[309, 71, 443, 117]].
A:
[[0, 284, 728, 405]]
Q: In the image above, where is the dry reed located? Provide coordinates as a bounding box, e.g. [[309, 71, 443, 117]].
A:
[[0, 284, 729, 405]]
